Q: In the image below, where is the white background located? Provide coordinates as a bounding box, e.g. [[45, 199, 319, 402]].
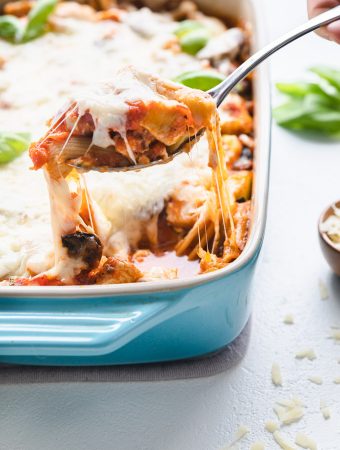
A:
[[1, 0, 340, 448]]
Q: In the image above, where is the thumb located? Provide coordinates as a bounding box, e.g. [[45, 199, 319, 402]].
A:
[[326, 20, 340, 43], [308, 0, 340, 43]]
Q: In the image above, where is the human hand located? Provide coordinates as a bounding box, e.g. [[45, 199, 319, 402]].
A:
[[308, 0, 340, 43]]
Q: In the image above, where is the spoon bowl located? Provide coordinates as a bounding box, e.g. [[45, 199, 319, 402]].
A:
[[64, 129, 205, 172]]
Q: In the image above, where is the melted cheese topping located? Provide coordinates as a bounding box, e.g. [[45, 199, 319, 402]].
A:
[[0, 5, 243, 283], [0, 8, 208, 279], [72, 69, 171, 162]]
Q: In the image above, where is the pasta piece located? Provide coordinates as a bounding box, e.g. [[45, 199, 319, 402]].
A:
[[219, 93, 253, 135]]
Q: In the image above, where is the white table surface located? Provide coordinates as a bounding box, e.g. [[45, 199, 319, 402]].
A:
[[1, 1, 340, 449]]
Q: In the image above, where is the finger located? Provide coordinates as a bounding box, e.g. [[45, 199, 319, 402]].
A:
[[327, 21, 340, 43], [307, 0, 340, 41]]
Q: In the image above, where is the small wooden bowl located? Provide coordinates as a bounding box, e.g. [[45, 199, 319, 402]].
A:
[[318, 200, 340, 276]]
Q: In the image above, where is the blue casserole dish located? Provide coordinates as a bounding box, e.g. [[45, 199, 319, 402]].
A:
[[0, 0, 271, 366]]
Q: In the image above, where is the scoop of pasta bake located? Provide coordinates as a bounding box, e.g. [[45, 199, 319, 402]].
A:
[[29, 67, 216, 172]]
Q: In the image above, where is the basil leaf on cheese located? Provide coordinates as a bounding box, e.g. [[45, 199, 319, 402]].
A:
[[0, 15, 22, 43], [174, 20, 210, 55], [21, 0, 57, 42], [174, 20, 204, 38], [0, 132, 31, 164], [174, 70, 224, 91]]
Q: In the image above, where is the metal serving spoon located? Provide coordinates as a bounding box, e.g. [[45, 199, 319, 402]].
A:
[[69, 5, 340, 172]]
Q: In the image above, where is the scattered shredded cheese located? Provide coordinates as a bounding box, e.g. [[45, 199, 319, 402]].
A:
[[274, 399, 304, 425], [273, 431, 297, 450], [272, 363, 283, 386], [320, 400, 330, 420], [283, 314, 294, 325], [295, 349, 316, 361], [329, 329, 340, 341], [333, 376, 340, 384], [221, 425, 250, 449], [265, 420, 280, 433], [318, 279, 329, 300], [295, 432, 317, 450], [307, 376, 323, 385], [250, 443, 265, 450], [274, 404, 286, 420]]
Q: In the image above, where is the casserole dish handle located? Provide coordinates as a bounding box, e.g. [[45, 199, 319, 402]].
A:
[[0, 294, 183, 357]]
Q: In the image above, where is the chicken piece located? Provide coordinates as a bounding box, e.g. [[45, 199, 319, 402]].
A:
[[197, 28, 245, 61], [92, 257, 143, 284], [219, 93, 253, 135], [227, 170, 252, 203], [221, 134, 243, 168], [4, 0, 34, 17], [166, 178, 210, 229], [54, 2, 97, 21]]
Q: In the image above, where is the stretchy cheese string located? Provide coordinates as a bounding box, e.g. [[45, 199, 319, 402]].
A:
[[39, 105, 77, 148], [176, 111, 237, 262], [208, 112, 235, 239], [58, 115, 81, 162]]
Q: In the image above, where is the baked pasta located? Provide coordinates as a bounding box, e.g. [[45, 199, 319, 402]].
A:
[[0, 0, 254, 286], [29, 67, 216, 170]]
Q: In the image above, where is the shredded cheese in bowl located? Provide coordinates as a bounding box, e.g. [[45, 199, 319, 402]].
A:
[[320, 205, 340, 250]]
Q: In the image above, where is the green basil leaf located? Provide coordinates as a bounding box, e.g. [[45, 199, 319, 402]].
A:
[[276, 81, 340, 106], [276, 81, 323, 97], [273, 100, 340, 134], [274, 67, 340, 137], [0, 132, 31, 164], [174, 20, 205, 38], [306, 111, 340, 133], [174, 70, 224, 91], [273, 100, 311, 124], [282, 115, 340, 134], [174, 20, 210, 55], [21, 0, 57, 42], [310, 66, 340, 92], [0, 15, 22, 43], [179, 28, 210, 55]]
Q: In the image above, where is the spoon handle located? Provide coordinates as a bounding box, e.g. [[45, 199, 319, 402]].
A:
[[209, 6, 340, 106]]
